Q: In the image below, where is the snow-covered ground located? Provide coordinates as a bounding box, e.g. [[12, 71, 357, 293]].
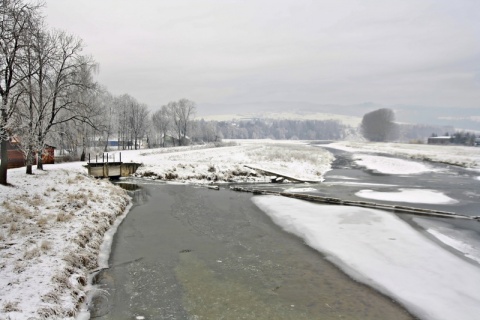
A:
[[120, 140, 333, 183], [0, 164, 130, 320], [252, 196, 480, 320], [1, 139, 479, 319], [327, 141, 480, 170]]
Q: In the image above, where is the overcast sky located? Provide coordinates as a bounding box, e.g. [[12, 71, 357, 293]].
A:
[[44, 0, 480, 112]]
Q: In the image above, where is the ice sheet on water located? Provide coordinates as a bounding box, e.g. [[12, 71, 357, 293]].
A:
[[413, 218, 480, 264], [284, 187, 318, 193], [355, 188, 458, 204], [252, 195, 480, 320], [353, 154, 434, 174]]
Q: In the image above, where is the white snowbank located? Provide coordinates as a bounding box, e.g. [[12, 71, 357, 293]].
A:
[[252, 196, 480, 320], [353, 154, 434, 174], [327, 141, 480, 169], [356, 188, 458, 204], [0, 164, 130, 319]]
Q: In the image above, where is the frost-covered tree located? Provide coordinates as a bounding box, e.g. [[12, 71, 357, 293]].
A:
[[152, 105, 172, 147], [0, 0, 41, 183], [360, 108, 398, 142], [171, 98, 195, 146]]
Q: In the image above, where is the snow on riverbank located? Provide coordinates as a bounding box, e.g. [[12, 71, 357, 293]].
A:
[[1, 139, 478, 319], [252, 196, 480, 320], [326, 141, 480, 170], [356, 188, 458, 204], [0, 164, 130, 320], [352, 154, 435, 174], [0, 140, 332, 319], [119, 140, 333, 183]]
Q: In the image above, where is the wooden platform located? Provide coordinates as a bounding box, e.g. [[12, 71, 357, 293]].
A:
[[86, 162, 141, 178], [244, 165, 322, 183]]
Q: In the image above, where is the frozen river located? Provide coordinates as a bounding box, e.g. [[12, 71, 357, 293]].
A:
[[91, 182, 413, 319], [90, 148, 480, 319]]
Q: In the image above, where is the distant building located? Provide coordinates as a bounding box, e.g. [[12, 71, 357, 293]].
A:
[[427, 136, 451, 145], [0, 138, 55, 169]]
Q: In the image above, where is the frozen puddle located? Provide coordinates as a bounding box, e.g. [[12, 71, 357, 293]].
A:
[[355, 188, 458, 204], [353, 154, 433, 174], [253, 196, 480, 320]]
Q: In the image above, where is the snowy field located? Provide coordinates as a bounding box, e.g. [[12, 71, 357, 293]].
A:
[[327, 141, 480, 170], [0, 165, 130, 320], [121, 140, 334, 183], [1, 139, 480, 319]]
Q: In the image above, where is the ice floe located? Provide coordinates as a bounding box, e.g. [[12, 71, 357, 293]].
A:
[[253, 195, 480, 320], [355, 188, 458, 204]]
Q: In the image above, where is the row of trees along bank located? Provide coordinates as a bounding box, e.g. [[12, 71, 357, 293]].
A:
[[0, 1, 198, 185], [0, 0, 99, 183]]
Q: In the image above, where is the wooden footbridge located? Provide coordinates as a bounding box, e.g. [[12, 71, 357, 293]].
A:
[[86, 153, 141, 179]]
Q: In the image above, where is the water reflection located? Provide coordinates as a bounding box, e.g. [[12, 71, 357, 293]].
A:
[[115, 182, 150, 205]]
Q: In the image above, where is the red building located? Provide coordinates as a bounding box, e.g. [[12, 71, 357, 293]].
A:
[[2, 139, 55, 169]]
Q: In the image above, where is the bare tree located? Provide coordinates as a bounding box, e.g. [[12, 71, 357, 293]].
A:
[[151, 105, 171, 147], [95, 88, 116, 152], [22, 30, 98, 169], [171, 98, 195, 146], [129, 101, 149, 150], [0, 0, 41, 183]]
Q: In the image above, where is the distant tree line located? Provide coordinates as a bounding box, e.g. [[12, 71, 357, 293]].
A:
[[212, 119, 350, 140], [359, 108, 470, 144], [451, 132, 478, 145]]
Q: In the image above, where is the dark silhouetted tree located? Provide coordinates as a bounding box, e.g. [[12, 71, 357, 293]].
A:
[[360, 108, 398, 142]]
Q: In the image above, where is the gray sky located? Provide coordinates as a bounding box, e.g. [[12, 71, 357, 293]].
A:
[[44, 0, 480, 111]]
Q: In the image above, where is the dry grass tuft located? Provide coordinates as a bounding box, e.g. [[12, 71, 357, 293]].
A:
[[37, 216, 49, 227], [3, 202, 33, 219], [41, 291, 60, 304], [52, 272, 72, 289], [40, 240, 52, 252], [56, 212, 73, 222], [8, 222, 18, 235], [2, 301, 20, 312], [37, 306, 62, 318], [26, 194, 45, 207], [24, 246, 41, 260], [13, 261, 26, 274]]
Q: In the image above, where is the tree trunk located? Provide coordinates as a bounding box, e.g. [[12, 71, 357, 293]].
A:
[[37, 153, 44, 170], [25, 146, 34, 175], [0, 139, 8, 185]]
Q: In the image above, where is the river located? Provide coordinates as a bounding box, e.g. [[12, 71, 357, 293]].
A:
[[90, 147, 480, 319]]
